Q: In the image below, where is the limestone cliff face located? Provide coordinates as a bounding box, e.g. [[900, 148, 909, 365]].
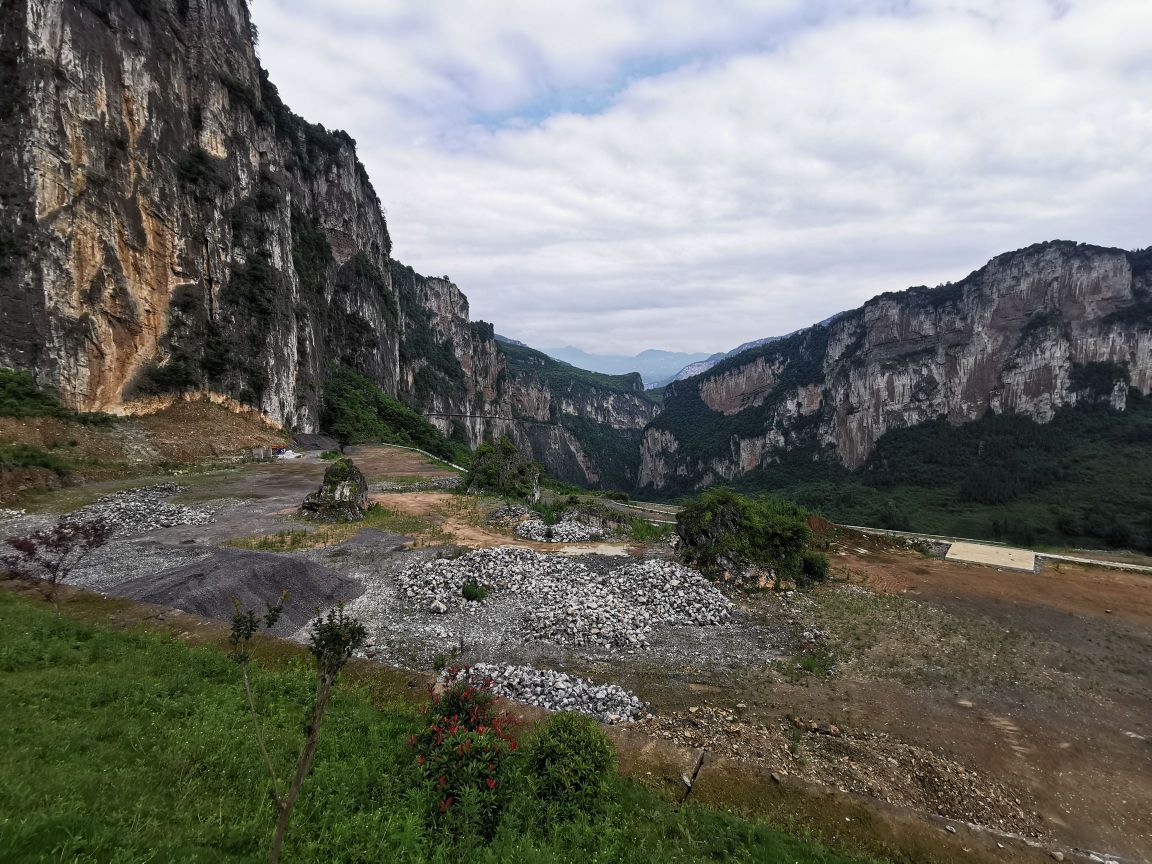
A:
[[0, 0, 651, 486], [640, 242, 1152, 491], [0, 0, 397, 430]]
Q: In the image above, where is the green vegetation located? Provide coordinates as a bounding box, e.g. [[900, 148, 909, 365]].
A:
[[524, 712, 616, 821], [723, 394, 1152, 551], [321, 365, 469, 465], [0, 369, 116, 425], [227, 503, 448, 551], [499, 340, 650, 397], [0, 443, 71, 473], [466, 436, 539, 498], [461, 581, 488, 603], [677, 488, 827, 589], [176, 147, 231, 200], [629, 517, 670, 542], [0, 593, 876, 863]]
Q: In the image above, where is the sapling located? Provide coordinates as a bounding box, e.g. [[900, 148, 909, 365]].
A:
[[2, 519, 112, 613], [230, 598, 367, 864]]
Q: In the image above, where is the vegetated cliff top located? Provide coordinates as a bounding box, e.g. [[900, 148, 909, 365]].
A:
[[498, 340, 655, 399]]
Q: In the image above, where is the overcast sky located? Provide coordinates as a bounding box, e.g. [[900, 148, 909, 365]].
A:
[[251, 0, 1152, 355]]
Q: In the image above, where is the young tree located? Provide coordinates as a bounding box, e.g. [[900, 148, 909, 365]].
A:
[[230, 599, 367, 864], [2, 519, 112, 613]]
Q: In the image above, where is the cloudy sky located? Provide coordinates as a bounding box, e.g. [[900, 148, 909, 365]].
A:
[[251, 0, 1152, 355]]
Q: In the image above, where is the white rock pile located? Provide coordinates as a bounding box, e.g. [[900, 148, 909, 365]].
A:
[[395, 547, 733, 650], [514, 518, 602, 542], [372, 476, 461, 492], [70, 484, 215, 536], [443, 663, 645, 723], [0, 507, 26, 520]]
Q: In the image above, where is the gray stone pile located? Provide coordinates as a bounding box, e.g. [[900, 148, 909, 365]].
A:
[[514, 518, 602, 542], [443, 663, 645, 723], [70, 484, 214, 536], [486, 504, 532, 524], [372, 476, 461, 492], [0, 508, 26, 520], [394, 546, 733, 650]]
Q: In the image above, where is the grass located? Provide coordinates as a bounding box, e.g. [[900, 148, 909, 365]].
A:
[[787, 581, 1044, 691], [228, 503, 449, 551], [628, 517, 670, 542], [0, 591, 879, 864]]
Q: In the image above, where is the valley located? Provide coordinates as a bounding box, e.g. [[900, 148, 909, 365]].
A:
[[3, 443, 1151, 861]]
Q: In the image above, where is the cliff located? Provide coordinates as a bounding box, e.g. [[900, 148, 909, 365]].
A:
[[392, 266, 658, 488], [0, 0, 651, 486], [640, 241, 1152, 491]]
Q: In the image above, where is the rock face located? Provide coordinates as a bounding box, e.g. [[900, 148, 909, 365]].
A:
[[0, 0, 651, 487], [641, 242, 1152, 491], [300, 459, 368, 523]]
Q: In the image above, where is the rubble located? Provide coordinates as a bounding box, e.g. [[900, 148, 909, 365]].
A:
[[69, 484, 214, 536], [372, 476, 461, 492], [443, 663, 645, 723], [514, 518, 603, 542]]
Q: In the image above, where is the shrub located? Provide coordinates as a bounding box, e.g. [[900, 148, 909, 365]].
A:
[[319, 450, 341, 460], [411, 673, 518, 834], [525, 712, 616, 820], [466, 436, 540, 499], [676, 488, 811, 589], [2, 519, 112, 613], [795, 549, 830, 588], [461, 581, 488, 603]]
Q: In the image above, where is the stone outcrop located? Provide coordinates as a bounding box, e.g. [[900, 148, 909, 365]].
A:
[[301, 458, 368, 523], [640, 242, 1152, 491]]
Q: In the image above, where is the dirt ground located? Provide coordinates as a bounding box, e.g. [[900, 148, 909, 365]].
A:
[[5, 447, 1150, 862]]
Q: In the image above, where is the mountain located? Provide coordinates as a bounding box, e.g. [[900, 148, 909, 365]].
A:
[[671, 338, 780, 382], [0, 0, 650, 488], [640, 240, 1152, 492], [539, 346, 715, 388]]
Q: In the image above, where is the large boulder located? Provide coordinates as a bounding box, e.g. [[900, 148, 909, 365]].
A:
[[301, 458, 369, 522]]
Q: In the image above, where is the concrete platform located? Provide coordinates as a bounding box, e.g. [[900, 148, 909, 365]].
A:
[[945, 541, 1036, 572]]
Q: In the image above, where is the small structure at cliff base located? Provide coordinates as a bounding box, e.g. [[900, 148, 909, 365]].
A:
[[301, 458, 369, 522]]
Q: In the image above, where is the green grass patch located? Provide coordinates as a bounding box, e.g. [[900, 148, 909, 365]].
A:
[[228, 504, 448, 551], [0, 368, 117, 425], [0, 592, 878, 863]]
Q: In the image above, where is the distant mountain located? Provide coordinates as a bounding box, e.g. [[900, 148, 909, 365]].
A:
[[494, 334, 530, 348], [533, 345, 716, 388], [671, 337, 781, 382]]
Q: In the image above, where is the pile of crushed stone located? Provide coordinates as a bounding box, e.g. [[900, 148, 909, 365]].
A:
[[442, 663, 646, 724], [372, 476, 461, 492], [514, 518, 603, 542], [70, 484, 214, 536], [395, 547, 732, 649]]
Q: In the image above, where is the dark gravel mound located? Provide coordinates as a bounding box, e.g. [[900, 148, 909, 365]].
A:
[[114, 548, 364, 635]]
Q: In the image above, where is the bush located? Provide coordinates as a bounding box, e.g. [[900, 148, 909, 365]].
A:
[[0, 369, 116, 425], [461, 581, 488, 603], [676, 488, 811, 589], [796, 549, 830, 588], [319, 450, 341, 460], [411, 673, 518, 834], [525, 712, 616, 820], [466, 436, 540, 499]]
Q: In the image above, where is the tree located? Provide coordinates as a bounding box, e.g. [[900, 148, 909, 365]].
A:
[[676, 489, 814, 589], [465, 435, 540, 498], [230, 599, 367, 864], [2, 519, 112, 613]]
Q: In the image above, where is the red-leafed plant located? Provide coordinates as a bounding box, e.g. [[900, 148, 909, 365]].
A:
[[411, 669, 518, 832], [2, 519, 112, 613]]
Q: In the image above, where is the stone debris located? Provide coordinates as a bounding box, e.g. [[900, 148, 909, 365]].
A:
[[442, 663, 645, 723], [395, 547, 733, 650], [632, 706, 1042, 839], [0, 508, 27, 519], [372, 476, 461, 492], [514, 518, 603, 542], [69, 484, 214, 536], [486, 503, 533, 524]]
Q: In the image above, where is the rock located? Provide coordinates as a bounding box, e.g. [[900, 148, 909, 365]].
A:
[[1050, 853, 1064, 862], [69, 484, 214, 536], [442, 663, 645, 723], [300, 459, 369, 522]]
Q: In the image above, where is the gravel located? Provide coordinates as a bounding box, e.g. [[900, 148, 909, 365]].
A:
[[372, 476, 461, 492], [69, 484, 215, 536], [0, 508, 27, 520], [514, 518, 603, 542], [443, 663, 646, 723], [394, 547, 732, 650]]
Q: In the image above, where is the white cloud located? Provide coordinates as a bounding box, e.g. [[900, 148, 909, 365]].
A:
[[251, 0, 1152, 354]]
